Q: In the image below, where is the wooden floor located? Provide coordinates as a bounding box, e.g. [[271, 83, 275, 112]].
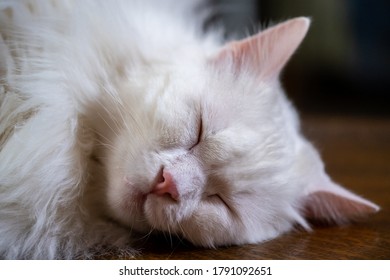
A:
[[117, 115, 390, 260]]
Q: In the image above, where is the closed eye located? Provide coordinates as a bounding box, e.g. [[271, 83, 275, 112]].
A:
[[190, 116, 203, 150], [197, 117, 203, 143], [207, 193, 232, 211]]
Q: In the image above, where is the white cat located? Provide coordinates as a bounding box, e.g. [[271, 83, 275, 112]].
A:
[[0, 0, 378, 259]]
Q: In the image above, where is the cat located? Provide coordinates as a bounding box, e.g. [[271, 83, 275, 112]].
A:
[[0, 0, 379, 259]]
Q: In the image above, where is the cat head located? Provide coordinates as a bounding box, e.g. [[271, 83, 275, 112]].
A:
[[98, 17, 379, 247]]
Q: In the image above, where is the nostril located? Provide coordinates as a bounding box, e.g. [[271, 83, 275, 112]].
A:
[[156, 167, 165, 184], [151, 170, 179, 201]]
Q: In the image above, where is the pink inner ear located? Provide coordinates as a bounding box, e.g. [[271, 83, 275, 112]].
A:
[[212, 17, 310, 80], [302, 190, 379, 224]]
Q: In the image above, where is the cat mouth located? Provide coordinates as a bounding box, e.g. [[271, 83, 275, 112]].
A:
[[133, 189, 177, 218]]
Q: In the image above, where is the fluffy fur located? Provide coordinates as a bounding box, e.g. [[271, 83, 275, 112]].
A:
[[0, 0, 378, 259]]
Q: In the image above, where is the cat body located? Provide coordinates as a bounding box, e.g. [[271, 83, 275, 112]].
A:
[[0, 0, 378, 259]]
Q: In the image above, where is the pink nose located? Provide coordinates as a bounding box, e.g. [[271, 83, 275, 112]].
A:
[[151, 170, 179, 201]]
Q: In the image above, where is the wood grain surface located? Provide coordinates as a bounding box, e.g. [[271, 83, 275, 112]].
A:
[[103, 116, 390, 260]]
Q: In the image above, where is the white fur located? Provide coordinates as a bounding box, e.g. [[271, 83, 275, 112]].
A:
[[0, 0, 377, 259]]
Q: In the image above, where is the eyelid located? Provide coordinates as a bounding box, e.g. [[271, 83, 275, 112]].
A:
[[197, 117, 203, 142], [189, 116, 203, 150], [207, 193, 232, 211]]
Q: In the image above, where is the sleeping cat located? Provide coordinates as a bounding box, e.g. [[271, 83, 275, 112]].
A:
[[0, 0, 379, 259]]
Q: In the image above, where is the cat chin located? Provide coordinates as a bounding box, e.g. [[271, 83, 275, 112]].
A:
[[180, 217, 296, 249]]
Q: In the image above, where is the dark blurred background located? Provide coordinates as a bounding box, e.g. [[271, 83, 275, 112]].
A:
[[211, 0, 390, 116]]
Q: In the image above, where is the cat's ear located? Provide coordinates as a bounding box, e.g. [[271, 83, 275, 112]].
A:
[[213, 17, 310, 80], [301, 174, 379, 224], [297, 143, 379, 224]]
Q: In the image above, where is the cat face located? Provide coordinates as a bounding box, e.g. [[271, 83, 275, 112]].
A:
[[103, 72, 297, 246], [99, 18, 378, 247]]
